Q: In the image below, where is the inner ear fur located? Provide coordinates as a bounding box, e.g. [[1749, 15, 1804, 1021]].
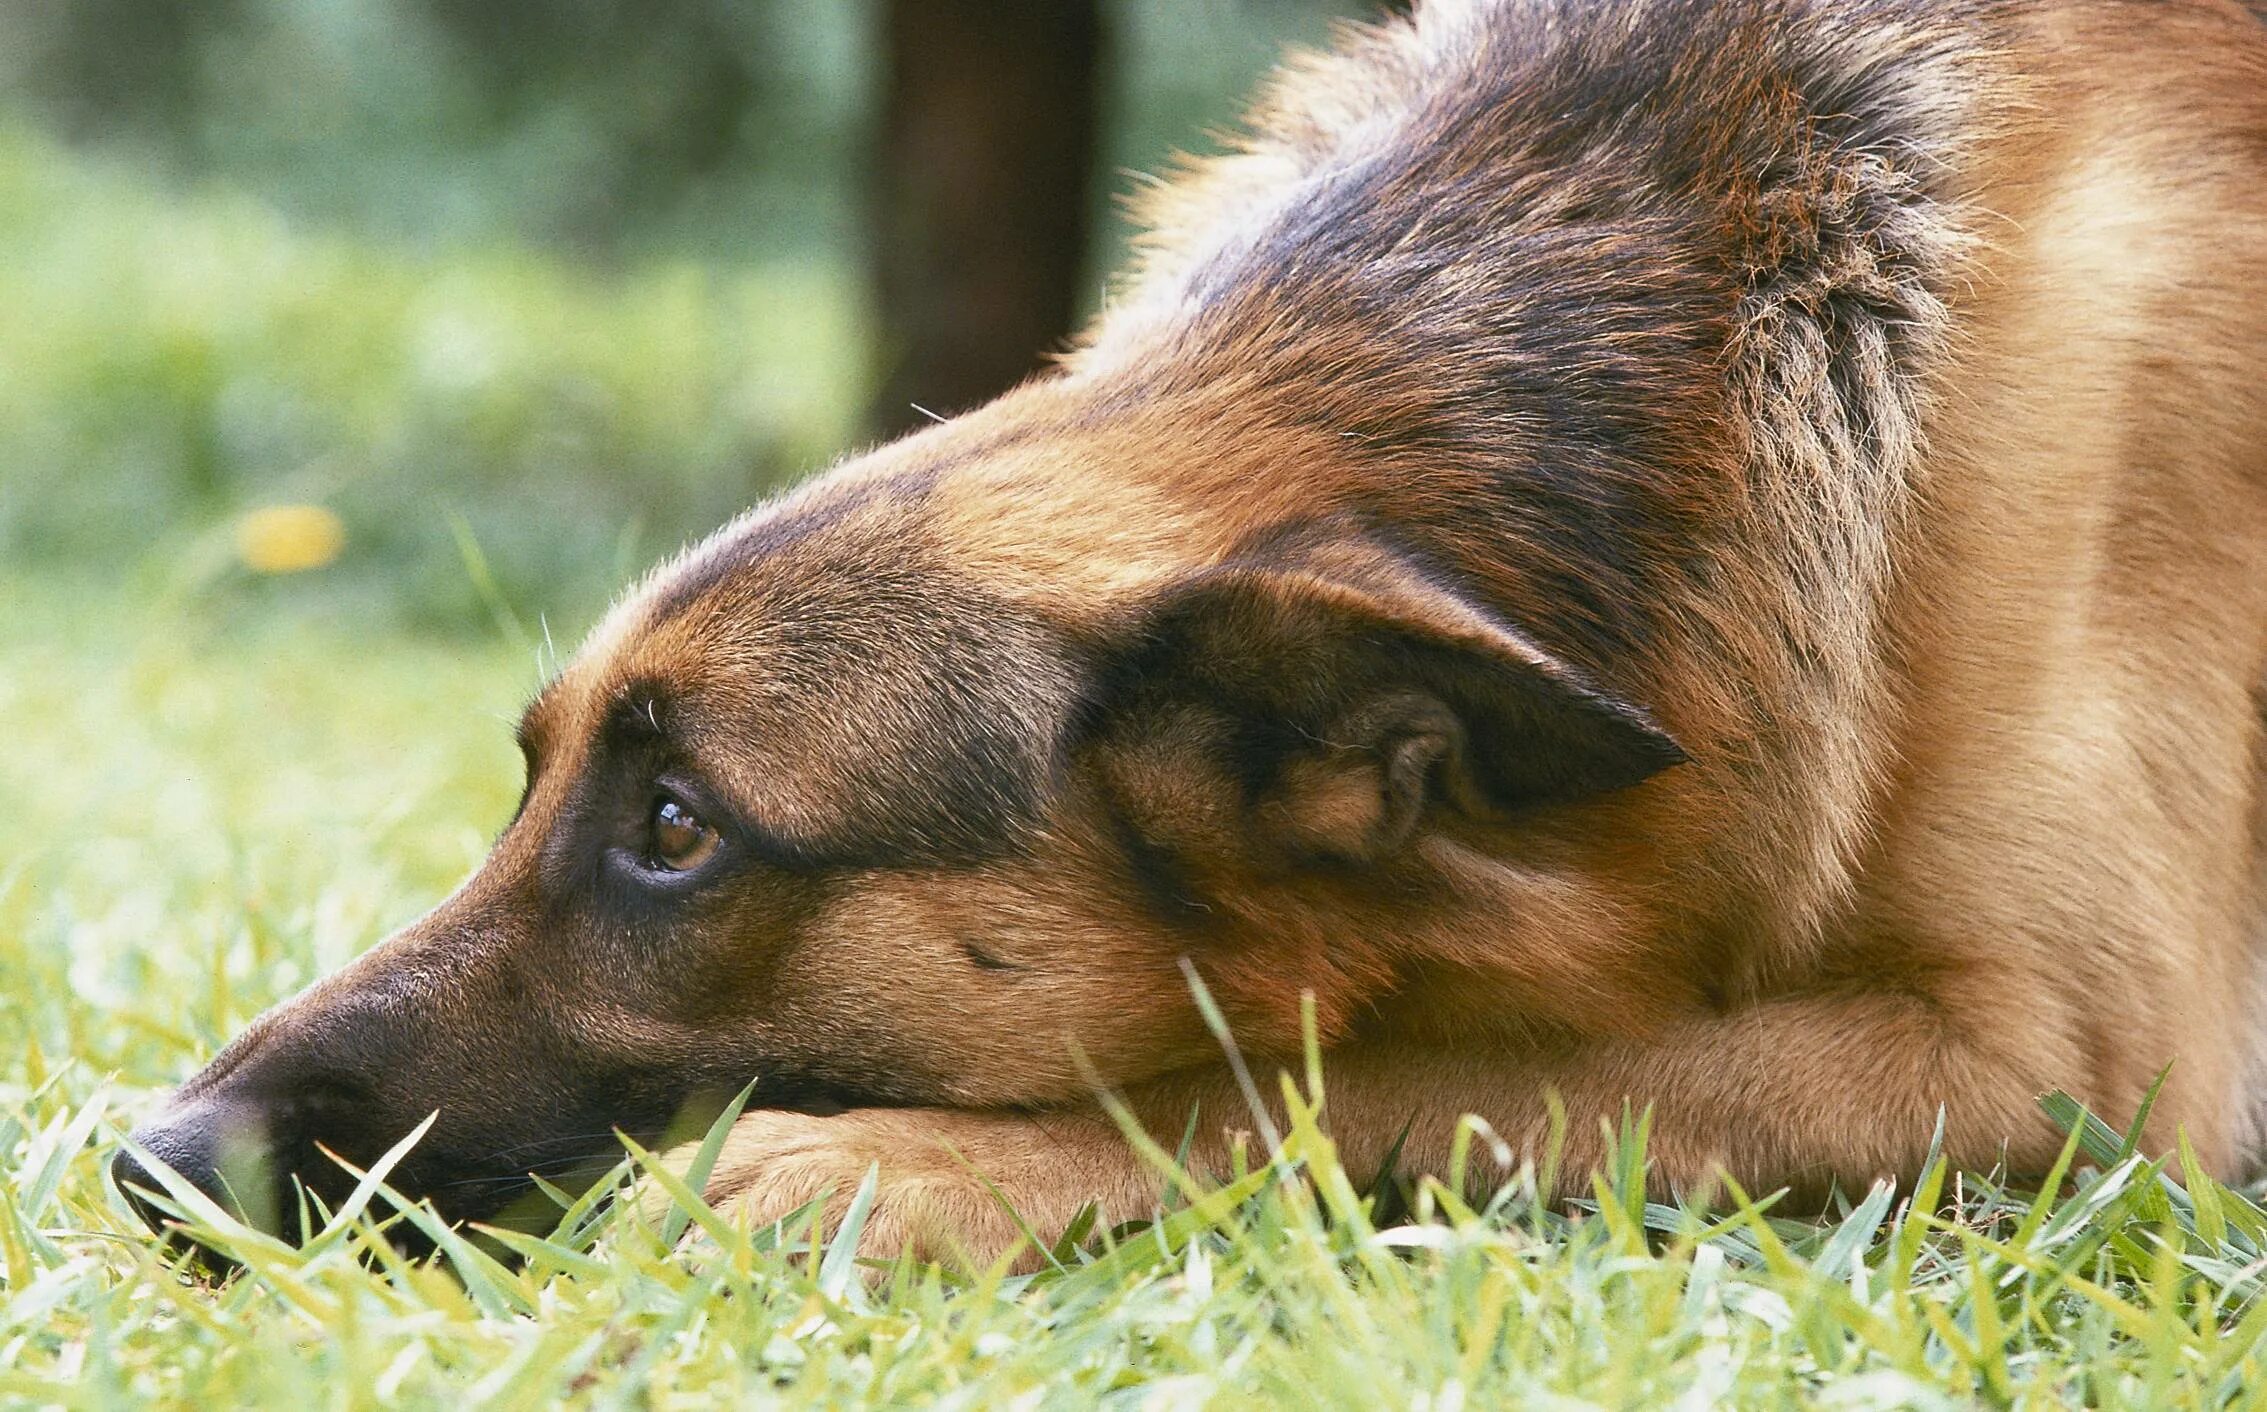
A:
[[1102, 542, 1687, 863]]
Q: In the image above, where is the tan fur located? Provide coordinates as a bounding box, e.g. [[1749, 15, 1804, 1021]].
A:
[[125, 0, 2267, 1272], [675, 0, 2267, 1257]]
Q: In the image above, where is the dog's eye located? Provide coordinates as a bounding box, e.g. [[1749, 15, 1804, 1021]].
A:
[[648, 796, 721, 872]]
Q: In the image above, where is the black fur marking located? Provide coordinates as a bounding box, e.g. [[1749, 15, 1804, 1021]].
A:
[[644, 469, 939, 630], [672, 545, 1081, 871], [1105, 0, 1987, 680], [761, 586, 1073, 869], [646, 498, 853, 629], [958, 939, 1025, 973], [1090, 535, 1686, 822], [645, 413, 1069, 634], [1097, 787, 1219, 932]]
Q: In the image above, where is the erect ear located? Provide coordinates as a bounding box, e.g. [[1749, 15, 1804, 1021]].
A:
[[1106, 542, 1687, 864]]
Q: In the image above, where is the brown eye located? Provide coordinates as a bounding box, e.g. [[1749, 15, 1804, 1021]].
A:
[[649, 796, 721, 872]]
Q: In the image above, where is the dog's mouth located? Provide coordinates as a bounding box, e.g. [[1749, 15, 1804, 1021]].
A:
[[116, 1066, 891, 1265], [423, 1069, 887, 1237]]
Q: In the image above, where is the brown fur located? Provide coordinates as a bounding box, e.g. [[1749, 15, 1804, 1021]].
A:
[[123, 0, 2267, 1270]]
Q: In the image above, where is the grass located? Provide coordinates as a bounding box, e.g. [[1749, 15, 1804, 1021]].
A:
[[8, 569, 2267, 1408]]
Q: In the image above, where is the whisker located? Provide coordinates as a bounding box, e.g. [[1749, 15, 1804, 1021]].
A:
[[429, 1154, 630, 1194], [475, 1131, 636, 1164]]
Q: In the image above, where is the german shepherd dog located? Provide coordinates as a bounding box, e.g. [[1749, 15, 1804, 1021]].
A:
[[121, 0, 2267, 1266]]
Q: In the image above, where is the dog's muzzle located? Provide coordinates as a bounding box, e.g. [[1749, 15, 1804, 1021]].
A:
[[113, 1093, 283, 1250]]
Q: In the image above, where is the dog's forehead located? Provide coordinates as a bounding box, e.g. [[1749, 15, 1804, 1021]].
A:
[[611, 482, 1018, 700], [546, 483, 1083, 862]]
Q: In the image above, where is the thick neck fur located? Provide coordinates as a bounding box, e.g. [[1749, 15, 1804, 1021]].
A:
[[1068, 0, 2025, 979]]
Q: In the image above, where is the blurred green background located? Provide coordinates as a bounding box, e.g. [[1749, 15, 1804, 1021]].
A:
[[0, 0, 1373, 637]]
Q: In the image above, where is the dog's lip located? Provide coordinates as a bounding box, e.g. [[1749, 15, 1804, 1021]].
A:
[[749, 1082, 857, 1117], [430, 1073, 883, 1217], [121, 1066, 907, 1244]]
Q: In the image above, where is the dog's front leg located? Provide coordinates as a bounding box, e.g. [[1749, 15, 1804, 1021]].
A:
[[662, 984, 2136, 1268], [1118, 984, 2111, 1208], [662, 1106, 1170, 1270]]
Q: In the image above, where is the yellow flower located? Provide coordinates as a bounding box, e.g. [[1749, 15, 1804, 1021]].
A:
[[236, 504, 346, 574]]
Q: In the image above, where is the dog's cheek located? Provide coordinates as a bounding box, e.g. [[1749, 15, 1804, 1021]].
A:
[[760, 870, 1216, 1105]]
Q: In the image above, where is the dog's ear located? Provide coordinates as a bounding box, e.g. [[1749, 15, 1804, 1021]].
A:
[[1104, 545, 1686, 864]]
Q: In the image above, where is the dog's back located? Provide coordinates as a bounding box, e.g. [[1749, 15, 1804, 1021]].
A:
[[1078, 0, 2267, 1167]]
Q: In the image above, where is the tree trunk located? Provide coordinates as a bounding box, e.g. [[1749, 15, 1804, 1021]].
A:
[[869, 0, 1104, 437]]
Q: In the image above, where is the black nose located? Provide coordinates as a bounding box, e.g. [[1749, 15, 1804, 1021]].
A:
[[109, 1144, 172, 1236], [113, 1098, 283, 1241]]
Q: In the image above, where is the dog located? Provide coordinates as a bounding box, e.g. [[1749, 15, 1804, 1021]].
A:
[[119, 0, 2267, 1267]]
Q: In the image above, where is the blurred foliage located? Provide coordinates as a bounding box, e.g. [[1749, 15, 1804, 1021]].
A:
[[0, 0, 870, 255], [0, 123, 866, 631], [0, 0, 1362, 636]]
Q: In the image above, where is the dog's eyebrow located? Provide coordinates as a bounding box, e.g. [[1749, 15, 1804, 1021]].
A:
[[585, 685, 860, 870], [515, 687, 566, 771], [603, 685, 673, 745]]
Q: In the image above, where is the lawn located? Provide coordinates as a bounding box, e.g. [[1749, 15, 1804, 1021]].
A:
[[6, 569, 2267, 1408]]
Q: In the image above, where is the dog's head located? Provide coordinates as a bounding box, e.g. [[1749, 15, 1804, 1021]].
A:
[[117, 388, 1687, 1239]]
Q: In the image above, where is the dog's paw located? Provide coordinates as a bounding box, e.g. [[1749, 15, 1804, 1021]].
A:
[[643, 1107, 1155, 1270]]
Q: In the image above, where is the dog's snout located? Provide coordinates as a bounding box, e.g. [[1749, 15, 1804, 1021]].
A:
[[277, 1070, 376, 1127], [114, 1096, 283, 1240], [109, 1141, 174, 1236]]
